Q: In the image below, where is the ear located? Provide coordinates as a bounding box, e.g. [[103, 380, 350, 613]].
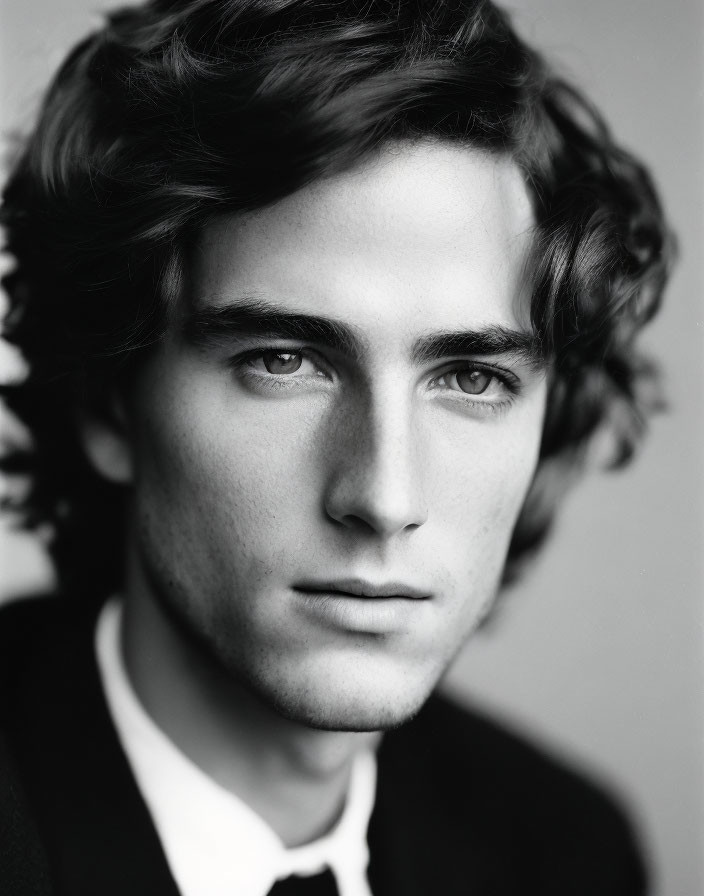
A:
[[77, 394, 134, 485]]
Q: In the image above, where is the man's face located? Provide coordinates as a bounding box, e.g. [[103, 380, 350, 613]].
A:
[[119, 142, 547, 731]]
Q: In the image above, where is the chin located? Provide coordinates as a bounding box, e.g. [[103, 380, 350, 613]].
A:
[[240, 657, 441, 733], [154, 583, 452, 732], [267, 688, 430, 733]]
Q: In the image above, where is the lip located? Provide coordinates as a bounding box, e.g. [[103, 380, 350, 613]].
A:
[[293, 578, 431, 600], [292, 583, 432, 635]]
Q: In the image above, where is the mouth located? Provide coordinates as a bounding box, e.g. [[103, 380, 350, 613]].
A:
[[293, 578, 431, 601], [291, 578, 433, 634]]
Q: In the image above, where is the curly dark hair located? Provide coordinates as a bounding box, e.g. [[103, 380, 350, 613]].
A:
[[1, 0, 672, 600]]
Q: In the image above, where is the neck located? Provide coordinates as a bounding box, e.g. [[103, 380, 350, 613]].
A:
[[120, 586, 379, 847]]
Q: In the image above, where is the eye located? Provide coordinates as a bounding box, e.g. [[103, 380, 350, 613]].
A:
[[427, 361, 521, 415], [435, 365, 506, 397], [247, 349, 326, 378], [233, 347, 333, 391], [262, 350, 303, 374], [446, 368, 493, 395]]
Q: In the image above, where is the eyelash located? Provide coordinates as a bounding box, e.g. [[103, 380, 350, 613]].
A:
[[230, 346, 520, 413], [232, 347, 333, 390], [428, 362, 520, 414]]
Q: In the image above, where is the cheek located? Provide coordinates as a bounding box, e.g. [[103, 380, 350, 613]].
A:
[[425, 408, 544, 597], [130, 379, 326, 568], [423, 437, 540, 642], [437, 426, 541, 529]]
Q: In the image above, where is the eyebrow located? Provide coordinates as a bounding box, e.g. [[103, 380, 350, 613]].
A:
[[183, 297, 545, 368], [412, 328, 545, 368], [184, 298, 365, 360]]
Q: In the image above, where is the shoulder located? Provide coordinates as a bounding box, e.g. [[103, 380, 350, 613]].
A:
[[0, 594, 103, 743], [0, 594, 103, 756], [0, 594, 98, 670], [0, 727, 53, 896], [0, 592, 94, 633], [373, 693, 648, 894], [0, 597, 73, 896], [395, 692, 623, 810], [0, 591, 103, 734]]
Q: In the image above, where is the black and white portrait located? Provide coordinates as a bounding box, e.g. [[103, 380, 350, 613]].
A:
[[0, 2, 701, 894]]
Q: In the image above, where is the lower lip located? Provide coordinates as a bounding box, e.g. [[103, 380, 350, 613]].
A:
[[294, 590, 427, 634]]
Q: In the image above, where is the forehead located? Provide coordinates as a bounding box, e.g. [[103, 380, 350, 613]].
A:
[[190, 141, 535, 337]]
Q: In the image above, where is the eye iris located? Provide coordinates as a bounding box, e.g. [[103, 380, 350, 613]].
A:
[[456, 369, 491, 394], [263, 351, 302, 374]]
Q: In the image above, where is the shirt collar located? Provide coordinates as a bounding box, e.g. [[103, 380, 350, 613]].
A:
[[95, 597, 377, 896]]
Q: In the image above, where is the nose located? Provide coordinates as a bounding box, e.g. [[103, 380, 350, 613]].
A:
[[323, 388, 429, 538]]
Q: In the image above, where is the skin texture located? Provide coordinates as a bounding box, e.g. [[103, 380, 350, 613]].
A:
[[84, 141, 548, 842]]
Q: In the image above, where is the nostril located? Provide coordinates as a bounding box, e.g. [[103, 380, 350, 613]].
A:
[[323, 485, 428, 538]]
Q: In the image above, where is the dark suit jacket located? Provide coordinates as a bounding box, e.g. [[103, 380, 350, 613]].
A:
[[0, 596, 647, 896]]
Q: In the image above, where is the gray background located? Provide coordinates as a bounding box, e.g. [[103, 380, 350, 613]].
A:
[[0, 1, 702, 894]]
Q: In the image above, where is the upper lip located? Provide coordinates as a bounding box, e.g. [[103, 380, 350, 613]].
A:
[[294, 578, 431, 600]]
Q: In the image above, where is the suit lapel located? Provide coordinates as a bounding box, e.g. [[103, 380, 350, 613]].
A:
[[368, 707, 468, 896], [4, 599, 180, 896]]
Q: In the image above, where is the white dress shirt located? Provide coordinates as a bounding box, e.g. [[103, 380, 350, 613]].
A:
[[95, 599, 377, 896]]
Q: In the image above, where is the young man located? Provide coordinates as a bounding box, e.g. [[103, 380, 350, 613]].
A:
[[0, 1, 672, 894]]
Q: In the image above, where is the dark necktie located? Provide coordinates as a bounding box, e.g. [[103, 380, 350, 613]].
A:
[[266, 868, 340, 896]]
